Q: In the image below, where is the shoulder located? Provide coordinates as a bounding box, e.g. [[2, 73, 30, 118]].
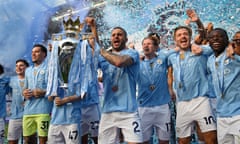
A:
[[123, 48, 139, 56], [42, 61, 48, 69], [159, 48, 172, 54], [9, 76, 19, 87], [10, 76, 18, 82], [0, 75, 10, 83], [26, 66, 33, 73], [123, 48, 140, 63], [207, 54, 215, 63], [168, 52, 177, 61]]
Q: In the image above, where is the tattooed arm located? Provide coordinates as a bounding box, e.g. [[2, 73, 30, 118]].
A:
[[100, 48, 133, 67]]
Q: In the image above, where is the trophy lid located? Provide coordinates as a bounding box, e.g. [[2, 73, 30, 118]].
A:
[[63, 16, 81, 33]]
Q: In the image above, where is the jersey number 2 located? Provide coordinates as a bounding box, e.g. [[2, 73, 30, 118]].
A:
[[132, 121, 141, 133]]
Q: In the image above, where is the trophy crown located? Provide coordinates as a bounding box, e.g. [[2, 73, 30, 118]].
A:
[[63, 16, 82, 33]]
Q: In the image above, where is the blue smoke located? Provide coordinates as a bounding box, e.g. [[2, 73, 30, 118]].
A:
[[0, 0, 56, 74]]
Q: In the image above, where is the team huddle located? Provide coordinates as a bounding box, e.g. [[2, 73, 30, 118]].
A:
[[0, 9, 240, 144]]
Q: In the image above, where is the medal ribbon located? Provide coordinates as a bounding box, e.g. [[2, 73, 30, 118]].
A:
[[110, 52, 123, 87], [90, 41, 101, 84], [46, 41, 59, 96], [32, 59, 47, 89], [68, 40, 90, 96], [18, 78, 25, 101], [143, 57, 157, 87], [214, 54, 225, 97], [177, 52, 187, 90], [112, 67, 122, 87]]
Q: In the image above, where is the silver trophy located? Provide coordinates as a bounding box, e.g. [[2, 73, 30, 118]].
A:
[[54, 16, 92, 89], [58, 39, 78, 88], [55, 16, 80, 88]]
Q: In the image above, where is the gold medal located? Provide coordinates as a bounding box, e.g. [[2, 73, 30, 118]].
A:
[[19, 81, 24, 88], [112, 85, 118, 92], [157, 59, 162, 64], [34, 69, 37, 76], [180, 53, 185, 60], [149, 84, 155, 91]]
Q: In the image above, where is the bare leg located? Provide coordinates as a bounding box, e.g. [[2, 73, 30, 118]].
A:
[[119, 129, 124, 143], [141, 141, 149, 144], [23, 133, 37, 144], [81, 134, 88, 144], [159, 139, 169, 144], [39, 136, 48, 144], [196, 122, 205, 142], [202, 130, 217, 144], [127, 142, 142, 144], [8, 140, 18, 144], [178, 136, 191, 144]]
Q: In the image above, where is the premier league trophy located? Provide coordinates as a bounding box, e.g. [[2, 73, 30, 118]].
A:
[[47, 15, 93, 97], [58, 16, 81, 88]]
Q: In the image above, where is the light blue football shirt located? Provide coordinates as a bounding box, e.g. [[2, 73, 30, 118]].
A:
[[137, 49, 175, 107], [207, 50, 240, 117], [201, 45, 216, 98], [9, 76, 25, 119], [23, 60, 52, 115], [168, 49, 209, 101], [50, 86, 81, 125], [98, 48, 140, 113], [0, 74, 10, 118]]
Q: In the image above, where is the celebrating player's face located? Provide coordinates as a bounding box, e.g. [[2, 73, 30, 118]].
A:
[[142, 38, 157, 56], [208, 30, 228, 53], [32, 46, 46, 64], [111, 28, 127, 51], [174, 28, 191, 50], [16, 61, 28, 75]]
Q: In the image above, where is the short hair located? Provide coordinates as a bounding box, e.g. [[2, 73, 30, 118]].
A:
[[16, 59, 29, 67], [112, 27, 128, 38], [0, 64, 4, 74], [142, 35, 159, 47], [233, 31, 240, 38], [208, 28, 229, 42], [173, 26, 192, 40], [147, 33, 160, 45], [235, 31, 240, 35], [33, 44, 47, 57]]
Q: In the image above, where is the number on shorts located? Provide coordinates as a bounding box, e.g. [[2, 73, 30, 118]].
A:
[[203, 116, 215, 125], [68, 130, 78, 140], [132, 121, 140, 133], [0, 130, 4, 138], [40, 121, 49, 130], [165, 122, 171, 132], [90, 121, 99, 130]]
